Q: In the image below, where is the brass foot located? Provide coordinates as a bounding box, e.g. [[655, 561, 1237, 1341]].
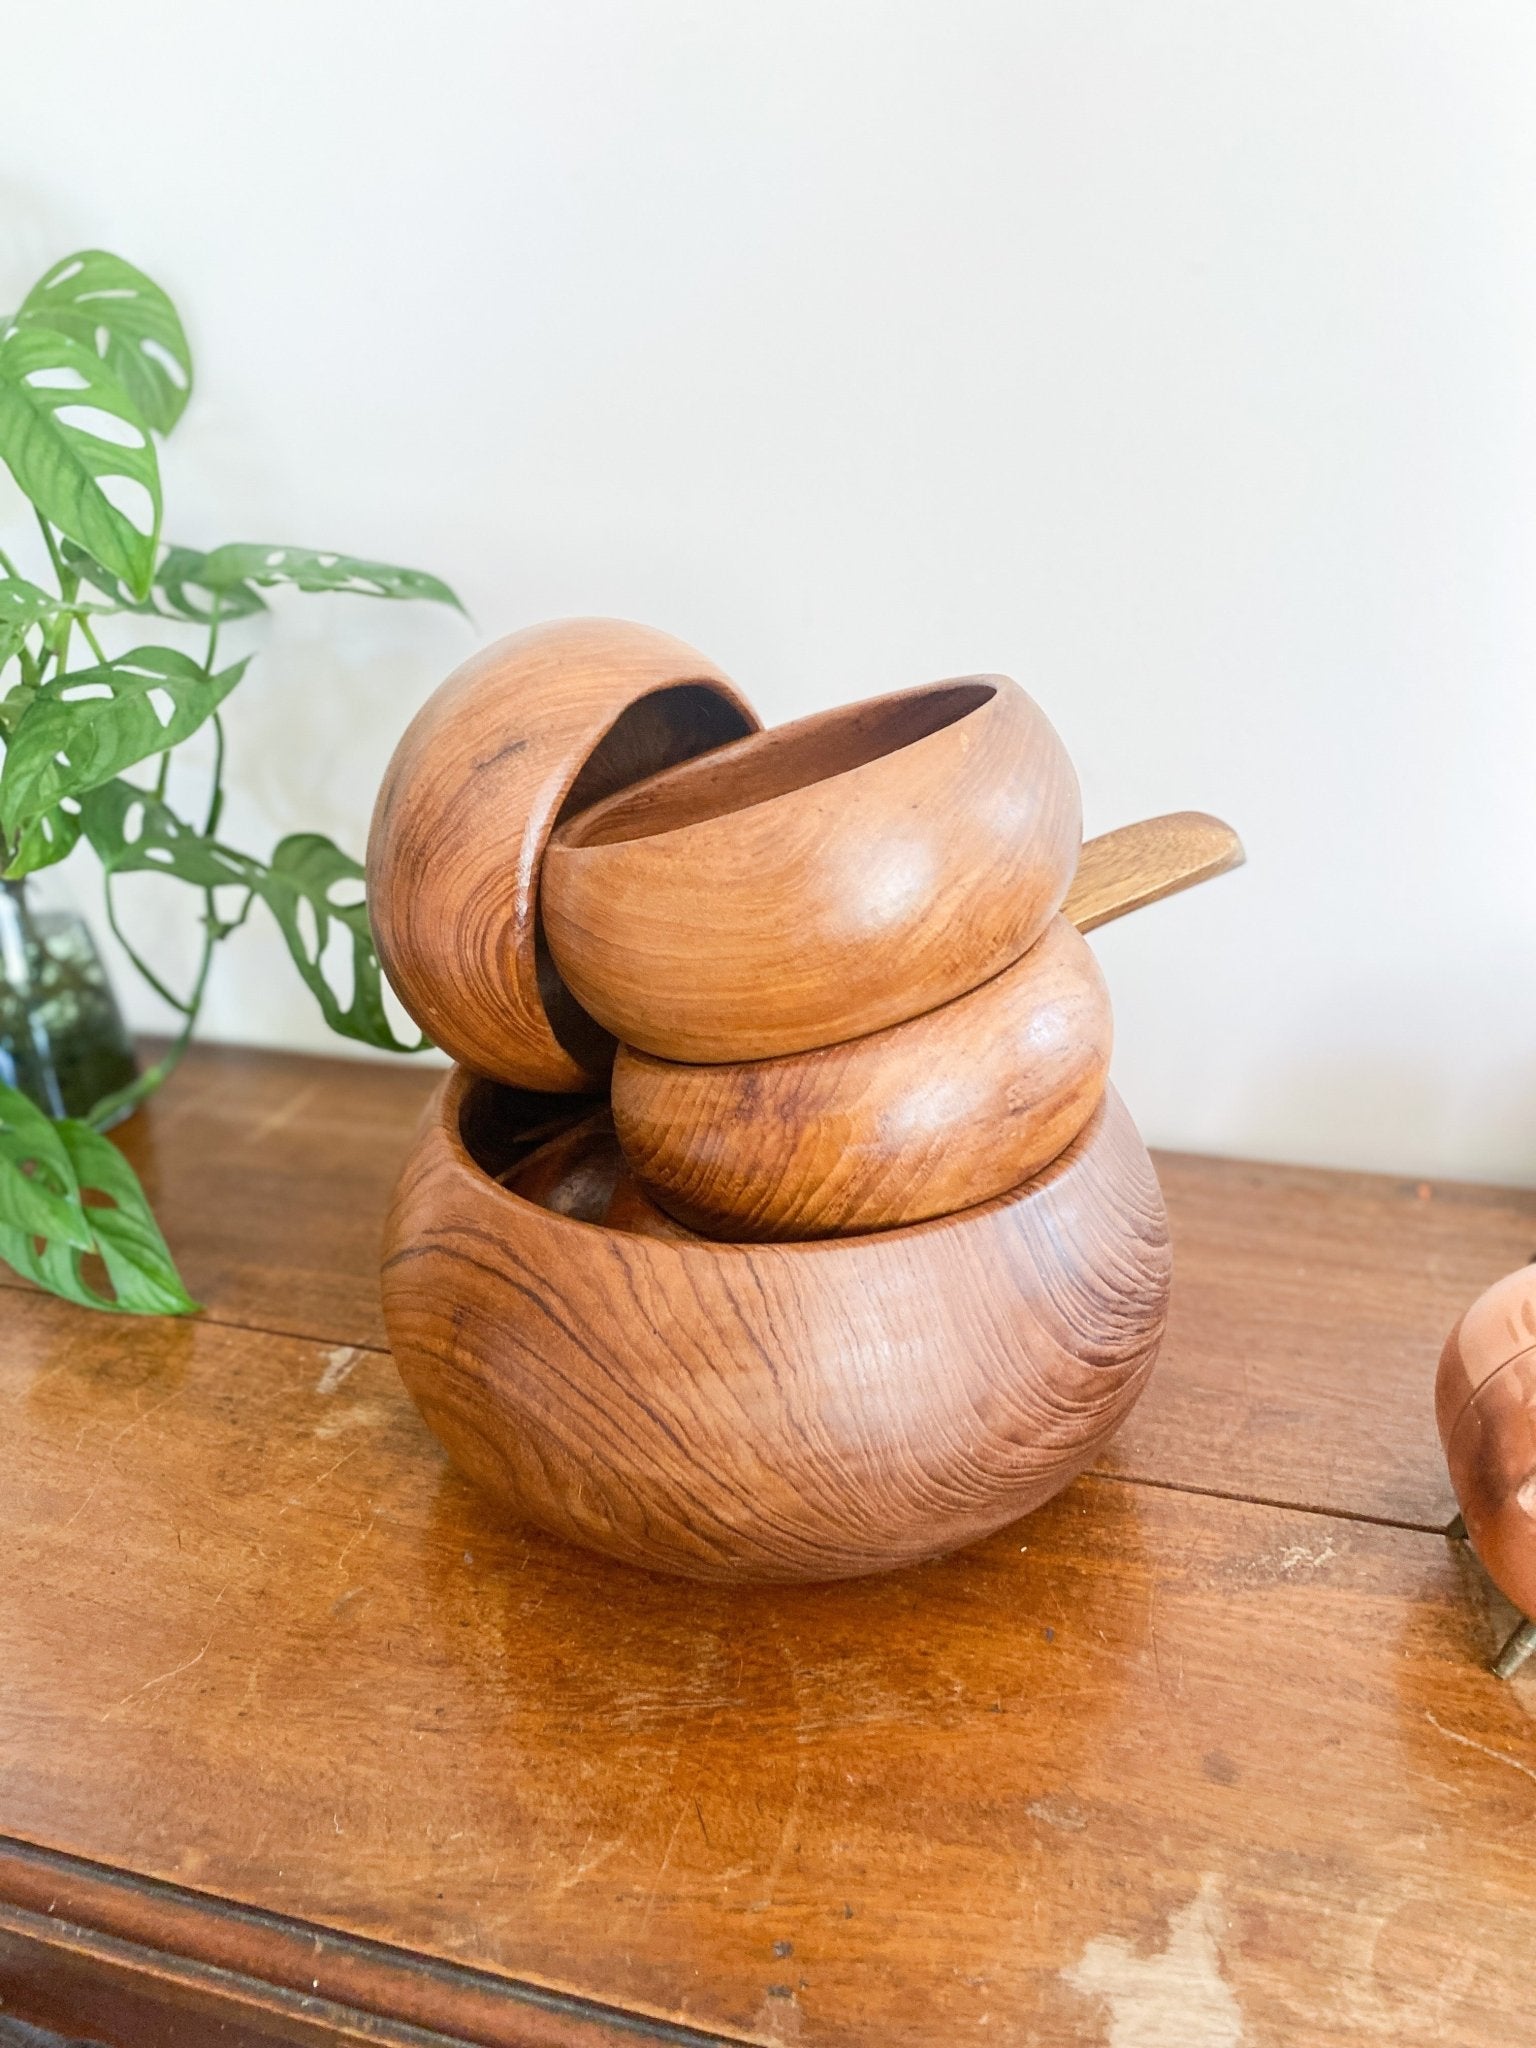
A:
[[1492, 1617, 1536, 1680]]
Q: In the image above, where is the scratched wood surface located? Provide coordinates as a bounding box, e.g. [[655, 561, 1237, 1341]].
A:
[[2, 1045, 1535, 2045], [11, 1040, 1530, 1527]]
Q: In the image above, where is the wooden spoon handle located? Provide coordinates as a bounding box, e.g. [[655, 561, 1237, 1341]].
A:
[[1063, 812, 1244, 934]]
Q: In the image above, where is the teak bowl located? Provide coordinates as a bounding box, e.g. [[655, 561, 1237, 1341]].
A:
[[612, 914, 1112, 1240], [1437, 1265, 1536, 1622], [366, 618, 757, 1091], [382, 1066, 1171, 1583], [541, 675, 1081, 1063], [500, 1109, 696, 1243]]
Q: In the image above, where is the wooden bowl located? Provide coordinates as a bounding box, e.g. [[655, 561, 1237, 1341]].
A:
[[1437, 1265, 1536, 1621], [382, 1066, 1170, 1583], [366, 619, 757, 1091], [541, 675, 1081, 1063], [611, 914, 1112, 1240], [499, 1109, 697, 1242]]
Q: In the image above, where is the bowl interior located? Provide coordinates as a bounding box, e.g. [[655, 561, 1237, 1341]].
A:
[[554, 679, 996, 851], [458, 1075, 602, 1186], [450, 1068, 1119, 1260], [532, 681, 755, 1067]]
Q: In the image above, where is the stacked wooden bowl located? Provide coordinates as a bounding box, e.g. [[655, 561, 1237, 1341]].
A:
[[370, 619, 1241, 1582]]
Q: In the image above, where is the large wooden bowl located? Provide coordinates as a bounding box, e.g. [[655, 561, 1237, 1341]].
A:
[[382, 1067, 1171, 1582], [541, 675, 1080, 1062], [611, 914, 1112, 1240], [366, 619, 757, 1091]]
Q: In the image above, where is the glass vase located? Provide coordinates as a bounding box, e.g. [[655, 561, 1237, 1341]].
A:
[[0, 880, 139, 1126]]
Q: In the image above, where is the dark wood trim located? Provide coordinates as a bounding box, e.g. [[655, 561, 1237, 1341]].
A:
[[0, 1901, 468, 2048], [0, 1839, 748, 2048]]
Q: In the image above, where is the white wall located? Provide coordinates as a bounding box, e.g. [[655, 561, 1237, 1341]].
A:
[[3, 1, 1534, 1183]]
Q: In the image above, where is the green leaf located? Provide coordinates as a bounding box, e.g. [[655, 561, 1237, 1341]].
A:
[[0, 646, 249, 837], [57, 538, 269, 623], [56, 536, 456, 622], [156, 546, 267, 621], [0, 1082, 197, 1314], [0, 575, 62, 666], [0, 328, 161, 596], [5, 803, 83, 879], [13, 249, 193, 434], [0, 678, 33, 743], [55, 537, 161, 615], [58, 1120, 198, 1312], [193, 543, 462, 610], [0, 1082, 92, 1247], [257, 834, 426, 1051], [78, 777, 261, 892]]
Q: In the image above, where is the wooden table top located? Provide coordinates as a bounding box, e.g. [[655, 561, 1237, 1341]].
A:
[[2, 1043, 1533, 2047]]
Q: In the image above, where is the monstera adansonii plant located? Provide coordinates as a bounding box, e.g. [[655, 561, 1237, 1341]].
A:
[[0, 248, 460, 1313]]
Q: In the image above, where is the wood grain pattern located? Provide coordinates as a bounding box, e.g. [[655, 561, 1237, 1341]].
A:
[[1062, 811, 1245, 933], [57, 1040, 434, 1350], [382, 1068, 1169, 1581], [366, 619, 757, 1091], [1437, 1264, 1536, 1619], [0, 1840, 734, 2048], [542, 676, 1081, 1063], [2, 1273, 1534, 2048], [2, 1043, 1527, 1533], [1106, 1150, 1536, 1529], [611, 915, 1111, 1240]]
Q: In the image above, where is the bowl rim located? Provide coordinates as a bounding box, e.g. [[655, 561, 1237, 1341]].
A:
[[611, 910, 1104, 1084], [547, 674, 1011, 854], [366, 620, 759, 1089], [440, 1062, 1118, 1262]]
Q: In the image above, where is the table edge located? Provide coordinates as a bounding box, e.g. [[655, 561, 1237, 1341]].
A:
[[0, 1835, 752, 2048]]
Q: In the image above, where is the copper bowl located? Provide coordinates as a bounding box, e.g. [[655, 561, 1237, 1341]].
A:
[[1438, 1264, 1536, 1622]]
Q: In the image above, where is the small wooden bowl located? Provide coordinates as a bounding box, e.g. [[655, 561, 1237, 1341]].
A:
[[1437, 1265, 1536, 1622], [366, 619, 757, 1091], [382, 1066, 1170, 1583], [612, 914, 1111, 1240], [541, 675, 1081, 1063]]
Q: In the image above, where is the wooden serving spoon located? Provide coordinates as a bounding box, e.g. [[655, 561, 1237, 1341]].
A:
[[1063, 810, 1244, 933]]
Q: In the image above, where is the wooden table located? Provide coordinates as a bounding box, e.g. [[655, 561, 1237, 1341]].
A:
[[1, 1044, 1533, 2048]]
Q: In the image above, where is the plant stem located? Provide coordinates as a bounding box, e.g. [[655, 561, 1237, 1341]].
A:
[[34, 514, 66, 588], [84, 883, 251, 1129], [199, 597, 226, 833], [204, 714, 226, 836], [35, 513, 77, 674], [75, 612, 109, 663], [102, 872, 194, 1014], [84, 925, 215, 1129]]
